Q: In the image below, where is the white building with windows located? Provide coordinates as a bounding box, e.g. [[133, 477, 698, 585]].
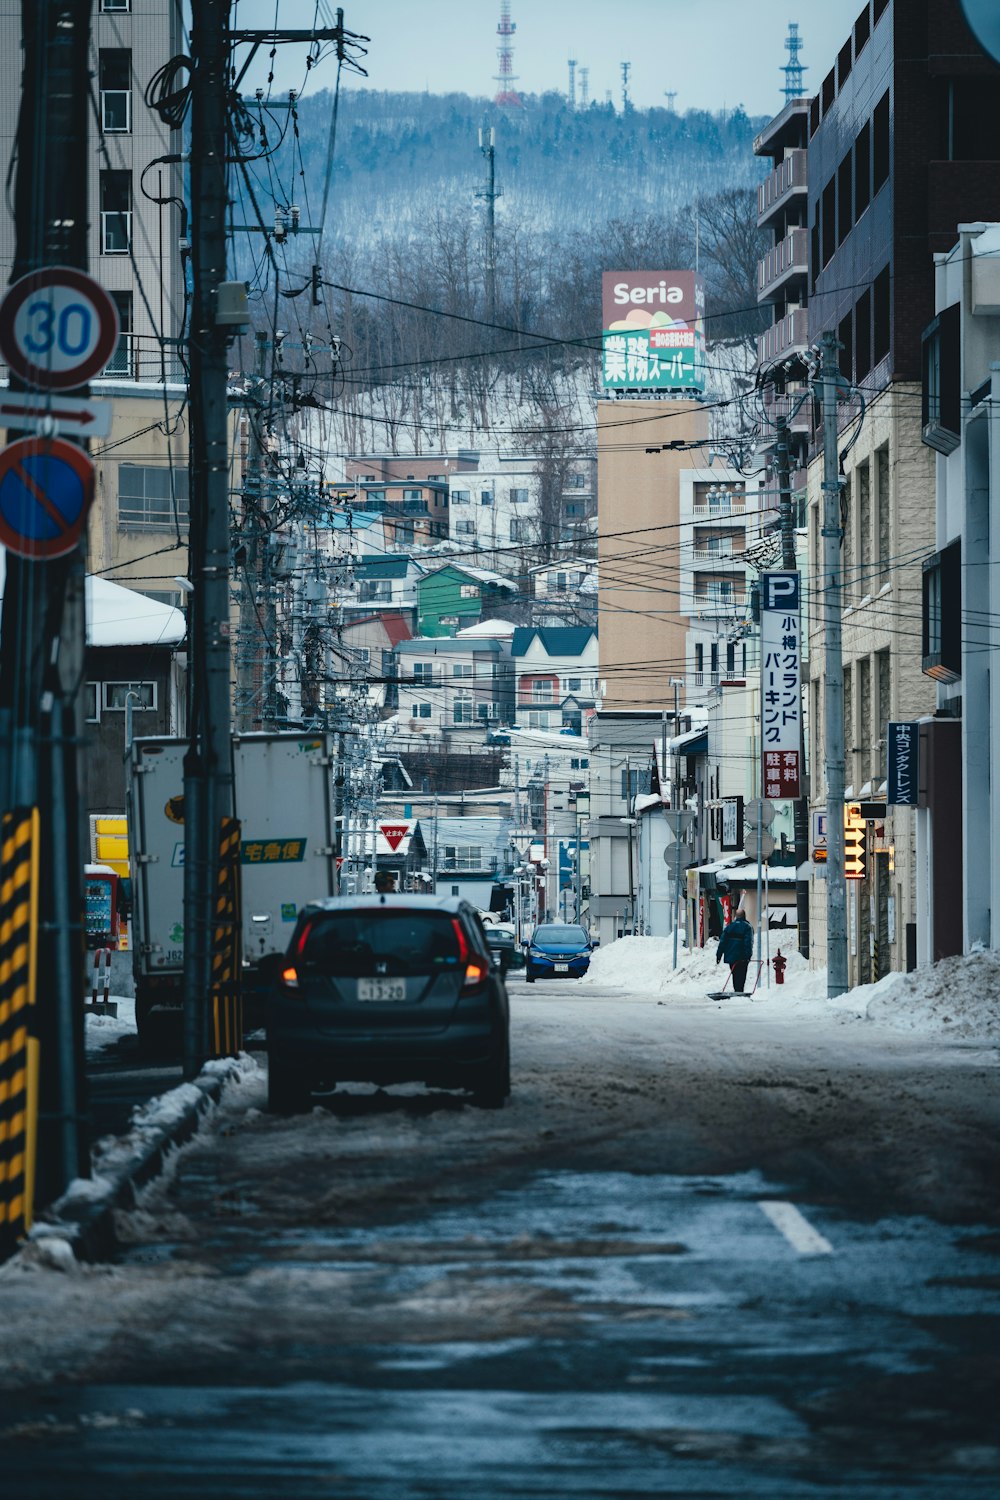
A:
[[449, 459, 541, 558], [678, 468, 767, 691], [511, 627, 599, 734], [396, 633, 514, 741]]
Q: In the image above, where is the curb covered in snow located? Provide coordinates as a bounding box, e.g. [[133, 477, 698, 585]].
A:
[[29, 1057, 245, 1263]]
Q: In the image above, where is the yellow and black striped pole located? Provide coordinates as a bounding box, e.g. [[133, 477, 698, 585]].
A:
[[0, 808, 40, 1253], [210, 816, 243, 1057]]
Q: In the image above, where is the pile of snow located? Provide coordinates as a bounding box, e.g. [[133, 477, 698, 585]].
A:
[[579, 935, 1000, 1041], [84, 994, 136, 1054]]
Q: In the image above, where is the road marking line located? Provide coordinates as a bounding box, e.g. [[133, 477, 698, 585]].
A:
[[758, 1199, 833, 1255]]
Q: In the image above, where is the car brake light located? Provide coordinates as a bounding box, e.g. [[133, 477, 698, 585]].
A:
[[295, 921, 313, 957], [450, 918, 469, 962], [281, 965, 300, 989], [462, 960, 487, 990]]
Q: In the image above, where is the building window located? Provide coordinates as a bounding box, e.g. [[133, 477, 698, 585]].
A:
[[877, 649, 891, 757], [480, 490, 493, 505], [403, 488, 422, 501], [452, 490, 470, 504], [837, 151, 853, 245], [454, 519, 475, 535], [921, 304, 961, 455], [873, 264, 890, 366], [412, 662, 434, 680], [509, 488, 529, 503], [922, 540, 961, 682], [99, 50, 132, 132], [100, 0, 131, 10], [839, 313, 853, 383], [725, 642, 735, 675], [620, 768, 641, 804], [476, 702, 499, 720], [453, 662, 474, 677], [531, 679, 554, 702], [567, 677, 581, 692], [858, 461, 871, 573], [510, 518, 532, 542], [442, 845, 483, 870], [821, 176, 836, 267], [855, 120, 871, 221], [459, 583, 479, 599], [453, 697, 475, 724], [85, 683, 100, 722], [873, 91, 890, 195], [102, 681, 156, 712], [107, 290, 133, 376], [100, 169, 131, 254], [118, 464, 189, 529], [855, 289, 872, 382], [568, 472, 586, 489], [526, 710, 550, 729], [411, 702, 432, 718], [876, 445, 890, 581]]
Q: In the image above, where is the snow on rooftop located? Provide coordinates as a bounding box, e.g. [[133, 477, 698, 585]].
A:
[[456, 617, 516, 637], [0, 556, 185, 648]]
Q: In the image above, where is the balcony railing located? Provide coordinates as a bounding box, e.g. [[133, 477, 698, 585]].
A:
[[757, 148, 807, 225], [90, 332, 187, 383], [691, 548, 746, 567], [756, 307, 809, 368], [692, 670, 721, 688], [692, 496, 746, 520], [757, 227, 808, 301]]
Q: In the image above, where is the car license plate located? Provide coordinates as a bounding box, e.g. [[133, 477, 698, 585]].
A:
[[357, 978, 407, 1002], [554, 963, 569, 973]]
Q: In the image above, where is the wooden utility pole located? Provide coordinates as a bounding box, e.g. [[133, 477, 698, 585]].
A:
[[0, 0, 94, 1205], [819, 332, 848, 997], [774, 413, 810, 961]]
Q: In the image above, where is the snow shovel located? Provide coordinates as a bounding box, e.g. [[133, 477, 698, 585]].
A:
[[706, 966, 733, 1001]]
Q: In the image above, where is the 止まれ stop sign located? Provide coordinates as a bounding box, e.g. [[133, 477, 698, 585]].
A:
[[0, 266, 119, 391], [0, 436, 95, 559]]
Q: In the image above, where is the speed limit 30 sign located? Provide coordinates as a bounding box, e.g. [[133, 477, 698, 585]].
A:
[[0, 266, 119, 390]]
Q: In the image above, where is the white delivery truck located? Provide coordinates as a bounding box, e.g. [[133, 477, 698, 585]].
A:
[[126, 731, 337, 1043]]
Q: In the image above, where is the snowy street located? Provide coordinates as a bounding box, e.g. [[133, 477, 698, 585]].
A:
[[3, 946, 1000, 1497]]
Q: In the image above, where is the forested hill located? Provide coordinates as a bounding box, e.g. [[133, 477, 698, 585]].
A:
[[289, 89, 767, 237]]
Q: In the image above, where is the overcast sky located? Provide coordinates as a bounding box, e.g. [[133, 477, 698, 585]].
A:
[[233, 1, 865, 116]]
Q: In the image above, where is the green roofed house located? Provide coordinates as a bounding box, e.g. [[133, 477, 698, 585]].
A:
[[417, 562, 517, 637]]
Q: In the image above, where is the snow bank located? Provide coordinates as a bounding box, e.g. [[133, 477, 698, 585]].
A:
[[84, 994, 136, 1055], [579, 935, 1000, 1041]]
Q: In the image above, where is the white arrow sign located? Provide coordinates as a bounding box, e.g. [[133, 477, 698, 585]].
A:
[[0, 391, 112, 437]]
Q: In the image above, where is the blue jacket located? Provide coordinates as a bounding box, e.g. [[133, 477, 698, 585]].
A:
[[717, 916, 753, 964]]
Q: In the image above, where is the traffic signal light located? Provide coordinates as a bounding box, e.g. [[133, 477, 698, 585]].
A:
[[844, 803, 868, 880]]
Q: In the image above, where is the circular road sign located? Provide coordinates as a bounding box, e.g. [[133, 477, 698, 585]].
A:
[[744, 827, 776, 862], [0, 266, 119, 391], [0, 436, 95, 559], [960, 2, 1000, 65]]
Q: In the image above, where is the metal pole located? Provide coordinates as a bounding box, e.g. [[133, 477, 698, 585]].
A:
[[776, 411, 811, 960], [819, 331, 848, 997], [625, 754, 634, 934], [671, 678, 684, 968], [183, 0, 236, 1078]]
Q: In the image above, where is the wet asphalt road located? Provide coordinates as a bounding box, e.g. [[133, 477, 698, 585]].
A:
[[5, 975, 1000, 1497]]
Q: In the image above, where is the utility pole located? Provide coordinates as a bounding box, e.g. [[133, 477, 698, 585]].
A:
[[236, 330, 268, 732], [819, 331, 848, 997], [624, 754, 634, 933], [0, 0, 94, 1206], [183, 0, 237, 1078], [670, 677, 685, 969], [476, 122, 500, 326], [775, 412, 810, 961]]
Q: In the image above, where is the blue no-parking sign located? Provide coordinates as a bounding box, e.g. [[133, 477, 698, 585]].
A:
[[0, 436, 95, 560]]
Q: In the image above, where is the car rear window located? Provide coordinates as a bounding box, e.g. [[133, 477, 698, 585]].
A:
[[535, 925, 588, 943], [296, 910, 467, 976]]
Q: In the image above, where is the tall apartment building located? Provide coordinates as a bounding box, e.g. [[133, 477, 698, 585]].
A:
[[753, 0, 1000, 979], [0, 0, 189, 603]]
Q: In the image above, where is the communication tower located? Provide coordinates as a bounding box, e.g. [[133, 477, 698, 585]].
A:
[[781, 22, 806, 103], [620, 60, 631, 111], [568, 57, 577, 109], [579, 66, 590, 108], [664, 90, 678, 111], [493, 2, 522, 107]]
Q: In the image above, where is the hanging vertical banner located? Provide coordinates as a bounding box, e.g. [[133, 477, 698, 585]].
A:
[[760, 571, 802, 800], [887, 721, 920, 805]]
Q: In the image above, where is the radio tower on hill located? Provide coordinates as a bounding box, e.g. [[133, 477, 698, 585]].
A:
[[781, 22, 807, 103], [494, 2, 522, 107]]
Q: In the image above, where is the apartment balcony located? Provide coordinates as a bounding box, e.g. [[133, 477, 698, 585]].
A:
[[757, 227, 808, 303], [756, 307, 809, 369], [93, 333, 187, 383], [691, 495, 746, 522], [761, 385, 813, 433], [691, 670, 722, 689], [757, 149, 807, 228], [690, 548, 746, 568]]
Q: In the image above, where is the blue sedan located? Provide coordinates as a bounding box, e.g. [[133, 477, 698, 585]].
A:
[[524, 923, 593, 982]]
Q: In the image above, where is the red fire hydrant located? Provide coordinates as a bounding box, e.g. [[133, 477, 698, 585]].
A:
[[772, 949, 787, 985]]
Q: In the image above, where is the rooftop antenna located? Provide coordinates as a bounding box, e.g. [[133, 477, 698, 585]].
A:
[[493, 1, 522, 107], [476, 119, 502, 324], [620, 60, 631, 111], [579, 66, 589, 108], [568, 57, 577, 108], [782, 21, 806, 103]]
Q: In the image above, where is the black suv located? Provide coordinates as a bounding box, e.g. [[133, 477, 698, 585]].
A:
[[267, 895, 510, 1113]]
